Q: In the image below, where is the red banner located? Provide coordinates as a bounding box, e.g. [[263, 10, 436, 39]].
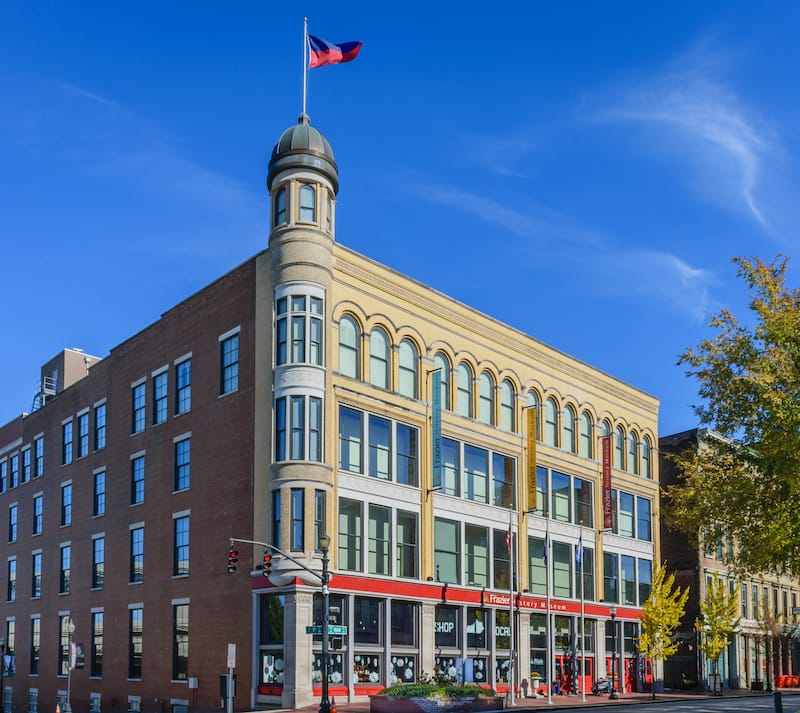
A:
[[602, 435, 613, 529]]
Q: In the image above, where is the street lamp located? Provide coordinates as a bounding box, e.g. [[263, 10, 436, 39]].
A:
[[65, 619, 75, 713], [319, 534, 331, 713], [0, 634, 6, 713], [609, 607, 619, 700]]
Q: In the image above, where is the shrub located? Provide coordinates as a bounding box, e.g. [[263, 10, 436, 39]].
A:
[[377, 682, 497, 699]]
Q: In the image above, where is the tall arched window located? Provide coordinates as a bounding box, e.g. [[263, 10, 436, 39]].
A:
[[299, 184, 316, 222], [478, 372, 495, 425], [457, 363, 473, 418], [562, 405, 576, 453], [579, 411, 593, 458], [500, 380, 515, 431], [434, 352, 451, 410], [628, 432, 639, 475], [369, 328, 390, 389], [274, 187, 287, 226], [527, 391, 540, 440], [545, 398, 559, 446], [642, 436, 652, 479], [338, 316, 360, 378], [614, 426, 625, 469], [398, 339, 418, 399]]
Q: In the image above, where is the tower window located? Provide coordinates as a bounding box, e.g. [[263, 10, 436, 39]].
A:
[[274, 188, 287, 226], [299, 184, 316, 223]]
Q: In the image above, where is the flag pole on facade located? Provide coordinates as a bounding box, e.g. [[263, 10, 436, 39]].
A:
[[578, 521, 586, 702], [545, 513, 553, 705], [508, 506, 515, 706], [302, 17, 309, 117]]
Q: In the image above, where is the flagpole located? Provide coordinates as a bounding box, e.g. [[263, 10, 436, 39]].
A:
[[579, 521, 586, 703], [546, 513, 552, 705], [508, 507, 515, 707], [302, 17, 309, 117]]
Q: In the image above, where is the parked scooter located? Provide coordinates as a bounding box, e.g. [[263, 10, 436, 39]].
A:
[[591, 678, 610, 694]]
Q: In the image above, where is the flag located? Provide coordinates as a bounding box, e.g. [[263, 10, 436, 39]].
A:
[[308, 34, 363, 68], [542, 533, 549, 566], [576, 533, 583, 567]]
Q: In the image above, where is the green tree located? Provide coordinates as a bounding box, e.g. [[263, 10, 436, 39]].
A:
[[638, 563, 690, 699], [696, 573, 740, 693], [668, 255, 800, 576]]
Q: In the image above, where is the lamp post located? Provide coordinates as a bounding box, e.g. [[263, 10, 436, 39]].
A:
[[319, 534, 331, 713], [0, 634, 6, 713], [609, 607, 619, 700], [65, 619, 75, 713]]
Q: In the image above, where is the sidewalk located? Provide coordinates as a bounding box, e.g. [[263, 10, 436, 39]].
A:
[[291, 687, 794, 713]]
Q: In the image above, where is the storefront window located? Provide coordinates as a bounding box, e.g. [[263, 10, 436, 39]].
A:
[[391, 602, 416, 646], [354, 654, 381, 684], [313, 652, 344, 684], [260, 594, 285, 644], [495, 609, 511, 650], [496, 657, 511, 684], [262, 652, 285, 684], [436, 656, 458, 682], [354, 597, 382, 645], [390, 655, 416, 684], [435, 606, 459, 648], [468, 657, 488, 684], [467, 607, 487, 649], [312, 594, 346, 643]]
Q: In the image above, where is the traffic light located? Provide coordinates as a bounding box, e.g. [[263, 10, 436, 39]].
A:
[[227, 547, 238, 573], [263, 551, 272, 577]]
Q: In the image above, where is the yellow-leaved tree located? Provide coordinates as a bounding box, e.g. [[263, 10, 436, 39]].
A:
[[638, 563, 690, 699], [696, 573, 740, 694]]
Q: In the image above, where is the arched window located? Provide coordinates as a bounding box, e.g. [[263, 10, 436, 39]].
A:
[[614, 426, 625, 469], [398, 339, 418, 399], [527, 391, 540, 440], [642, 436, 652, 479], [562, 405, 576, 453], [433, 353, 451, 410], [478, 372, 495, 425], [545, 398, 558, 446], [369, 328, 390, 389], [628, 432, 639, 475], [299, 184, 316, 223], [457, 363, 473, 418], [601, 420, 611, 439], [274, 187, 287, 226], [500, 380, 515, 431], [338, 316, 360, 378], [579, 411, 593, 458]]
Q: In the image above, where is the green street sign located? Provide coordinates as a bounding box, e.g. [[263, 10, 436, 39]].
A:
[[305, 625, 348, 635]]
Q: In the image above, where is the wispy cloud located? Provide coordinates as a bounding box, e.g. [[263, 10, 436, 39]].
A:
[[593, 46, 776, 230]]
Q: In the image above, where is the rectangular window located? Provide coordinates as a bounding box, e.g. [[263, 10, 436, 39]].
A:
[[290, 489, 304, 550], [58, 615, 73, 674], [552, 540, 572, 597], [618, 491, 635, 537], [174, 516, 189, 576], [338, 498, 362, 571], [131, 456, 145, 505], [574, 478, 593, 527], [60, 544, 71, 593], [31, 551, 42, 597], [129, 608, 143, 678], [220, 334, 239, 394], [434, 518, 460, 584], [78, 412, 90, 457], [8, 504, 17, 542], [636, 497, 652, 541], [173, 603, 189, 680], [130, 527, 144, 583], [6, 559, 16, 601], [175, 438, 190, 491], [275, 397, 286, 461], [580, 545, 595, 601], [440, 438, 460, 496], [272, 490, 281, 550], [465, 524, 489, 588], [132, 383, 146, 433], [94, 471, 106, 516], [21, 448, 31, 483], [93, 536, 105, 588], [396, 510, 417, 579], [338, 406, 363, 473], [290, 395, 305, 459], [9, 454, 18, 488], [621, 554, 636, 605], [175, 359, 191, 414], [494, 528, 512, 590], [528, 537, 546, 595], [61, 483, 72, 526], [30, 616, 41, 675], [603, 552, 618, 603], [309, 397, 322, 461], [551, 471, 570, 522], [368, 415, 391, 479], [153, 371, 168, 425], [396, 423, 418, 487], [314, 490, 326, 551], [32, 494, 43, 535], [492, 453, 515, 508], [638, 559, 652, 604], [94, 403, 107, 450], [34, 436, 44, 477], [464, 445, 488, 504], [0, 461, 7, 492], [368, 504, 391, 575], [62, 421, 73, 464], [91, 611, 104, 677]]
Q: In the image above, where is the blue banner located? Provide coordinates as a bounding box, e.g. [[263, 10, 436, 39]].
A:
[[432, 370, 442, 487]]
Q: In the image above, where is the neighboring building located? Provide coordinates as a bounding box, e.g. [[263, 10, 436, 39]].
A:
[[660, 428, 800, 692], [0, 114, 660, 713]]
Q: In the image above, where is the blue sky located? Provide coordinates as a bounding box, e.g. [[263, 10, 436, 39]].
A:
[[1, 1, 798, 435]]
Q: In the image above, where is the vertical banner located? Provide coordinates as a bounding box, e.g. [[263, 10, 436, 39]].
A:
[[432, 370, 442, 488], [602, 435, 613, 529], [527, 408, 537, 510]]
